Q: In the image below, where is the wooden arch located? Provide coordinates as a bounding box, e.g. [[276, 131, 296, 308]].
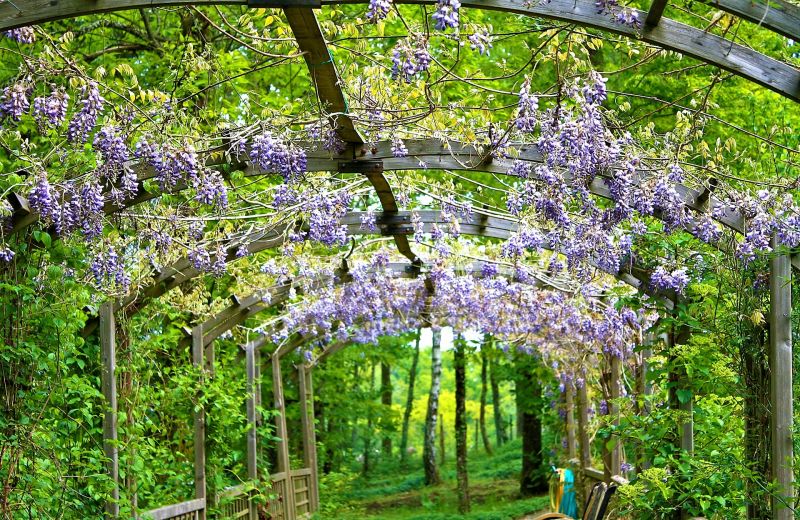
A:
[[0, 0, 797, 101]]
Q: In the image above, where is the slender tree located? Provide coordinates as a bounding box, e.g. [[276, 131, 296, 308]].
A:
[[488, 338, 508, 447], [381, 360, 393, 458], [439, 413, 446, 466], [423, 329, 442, 485], [516, 354, 547, 496], [363, 360, 375, 475], [454, 335, 471, 513], [400, 330, 421, 463], [479, 345, 494, 455]]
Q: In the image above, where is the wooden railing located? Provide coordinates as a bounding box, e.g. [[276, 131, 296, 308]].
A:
[[291, 468, 312, 516], [138, 466, 314, 520], [266, 471, 288, 520], [140, 498, 205, 520], [217, 484, 252, 519]]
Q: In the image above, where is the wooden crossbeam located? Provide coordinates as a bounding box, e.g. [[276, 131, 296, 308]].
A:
[[6, 139, 758, 247], [701, 0, 800, 40]]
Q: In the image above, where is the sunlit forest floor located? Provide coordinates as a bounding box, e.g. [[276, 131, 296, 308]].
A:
[[317, 439, 550, 519]]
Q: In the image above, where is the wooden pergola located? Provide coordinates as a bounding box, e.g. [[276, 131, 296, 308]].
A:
[[4, 0, 797, 518]]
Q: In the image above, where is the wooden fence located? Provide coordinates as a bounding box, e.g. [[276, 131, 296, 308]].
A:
[[139, 467, 314, 520]]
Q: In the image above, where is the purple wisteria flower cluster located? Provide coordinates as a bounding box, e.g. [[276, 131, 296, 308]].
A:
[[650, 266, 690, 293], [433, 0, 461, 30], [367, 0, 392, 22], [276, 184, 353, 247], [4, 27, 35, 44], [391, 39, 432, 82], [33, 89, 69, 127], [67, 82, 104, 143], [270, 256, 644, 374], [468, 28, 493, 55], [248, 131, 308, 183], [502, 71, 800, 294], [595, 0, 641, 28]]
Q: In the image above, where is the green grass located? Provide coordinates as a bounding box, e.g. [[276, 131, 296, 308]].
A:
[[316, 439, 550, 519]]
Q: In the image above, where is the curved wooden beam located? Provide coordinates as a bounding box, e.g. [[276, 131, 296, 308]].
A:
[[2, 0, 797, 101], [115, 208, 660, 316], [199, 257, 581, 348]]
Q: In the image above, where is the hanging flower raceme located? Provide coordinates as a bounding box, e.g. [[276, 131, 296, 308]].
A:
[[367, 0, 392, 22], [391, 38, 431, 82], [248, 131, 308, 184], [433, 0, 461, 30], [67, 81, 104, 143], [33, 88, 69, 127], [515, 78, 538, 132], [0, 82, 31, 121], [4, 27, 35, 44], [468, 28, 493, 55]]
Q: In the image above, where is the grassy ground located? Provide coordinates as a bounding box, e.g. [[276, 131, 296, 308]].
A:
[[316, 439, 550, 520]]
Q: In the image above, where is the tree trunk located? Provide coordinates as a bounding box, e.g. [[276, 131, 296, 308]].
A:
[[454, 336, 471, 513], [381, 361, 393, 458], [363, 361, 375, 475], [489, 338, 507, 447], [400, 330, 421, 463], [439, 413, 445, 466], [480, 347, 494, 455], [516, 355, 547, 496], [423, 329, 442, 485]]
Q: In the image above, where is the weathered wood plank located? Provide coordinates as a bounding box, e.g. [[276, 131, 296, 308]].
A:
[[565, 382, 577, 461], [283, 7, 362, 143], [705, 0, 800, 40], [769, 236, 794, 520], [2, 0, 797, 100], [582, 466, 606, 482], [645, 0, 668, 26], [192, 325, 207, 520], [100, 302, 120, 518], [272, 355, 296, 519], [297, 365, 320, 511], [245, 345, 258, 520], [576, 382, 592, 500], [139, 498, 206, 520], [306, 368, 320, 512]]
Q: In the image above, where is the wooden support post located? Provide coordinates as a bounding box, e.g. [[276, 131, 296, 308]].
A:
[[576, 381, 592, 502], [769, 238, 794, 520], [565, 382, 577, 461], [192, 325, 207, 520], [298, 364, 320, 512], [245, 345, 258, 520], [667, 319, 694, 457], [645, 0, 669, 26], [100, 302, 119, 518], [609, 355, 621, 478], [636, 341, 653, 472], [272, 354, 296, 519]]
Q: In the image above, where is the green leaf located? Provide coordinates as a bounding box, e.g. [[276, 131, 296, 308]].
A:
[[676, 389, 692, 404]]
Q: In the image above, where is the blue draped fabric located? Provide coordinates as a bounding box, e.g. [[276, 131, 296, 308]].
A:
[[558, 468, 579, 518]]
